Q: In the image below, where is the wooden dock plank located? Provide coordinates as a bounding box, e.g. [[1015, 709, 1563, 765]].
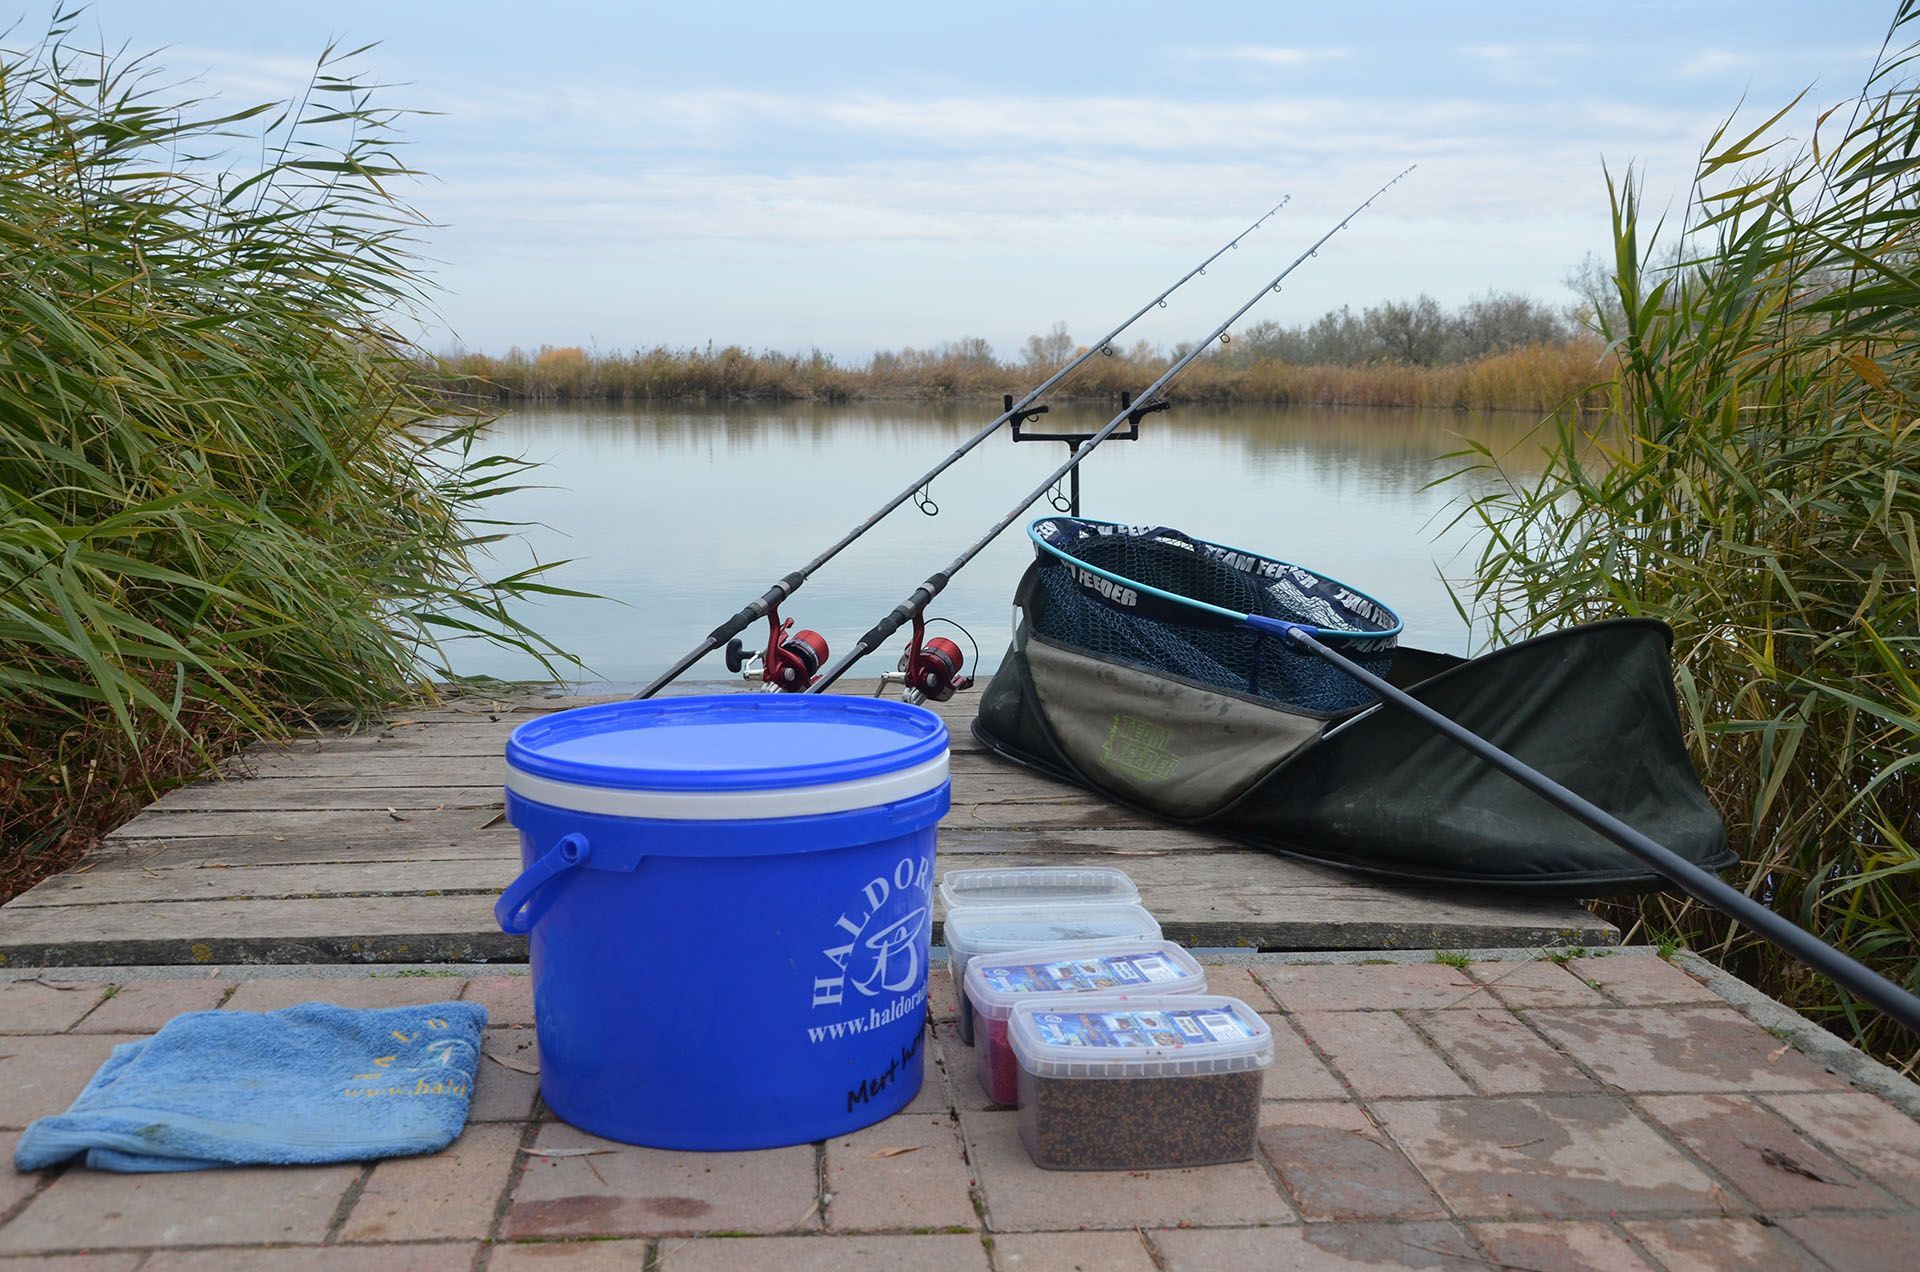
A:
[[0, 855, 1608, 967], [76, 825, 1228, 871], [0, 681, 1617, 966]]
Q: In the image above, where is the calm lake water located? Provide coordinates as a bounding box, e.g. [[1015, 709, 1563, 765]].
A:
[[452, 402, 1549, 687]]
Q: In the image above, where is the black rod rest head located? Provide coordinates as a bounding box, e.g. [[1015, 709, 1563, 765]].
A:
[[1005, 393, 1050, 440]]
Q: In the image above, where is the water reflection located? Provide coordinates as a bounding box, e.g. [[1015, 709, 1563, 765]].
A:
[[455, 402, 1551, 685]]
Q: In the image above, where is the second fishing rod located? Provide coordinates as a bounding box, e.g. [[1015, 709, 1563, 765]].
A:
[[808, 169, 1416, 697], [632, 198, 1291, 700]]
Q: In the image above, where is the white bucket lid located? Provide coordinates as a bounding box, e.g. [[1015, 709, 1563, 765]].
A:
[[505, 696, 949, 820]]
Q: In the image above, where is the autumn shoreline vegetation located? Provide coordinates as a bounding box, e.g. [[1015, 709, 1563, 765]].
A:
[[425, 291, 1612, 415], [0, 16, 579, 901]]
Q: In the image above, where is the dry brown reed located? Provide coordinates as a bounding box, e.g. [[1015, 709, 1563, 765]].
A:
[[424, 339, 1610, 414]]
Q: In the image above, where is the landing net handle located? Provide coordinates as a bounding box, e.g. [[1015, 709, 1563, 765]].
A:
[[1265, 619, 1920, 1037]]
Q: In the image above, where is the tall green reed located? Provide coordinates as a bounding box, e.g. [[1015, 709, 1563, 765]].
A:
[[1453, 3, 1920, 1062], [0, 11, 583, 895]]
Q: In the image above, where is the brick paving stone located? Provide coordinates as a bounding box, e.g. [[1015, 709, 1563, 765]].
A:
[[220, 975, 470, 1013], [1623, 1216, 1822, 1271], [1409, 1008, 1596, 1095], [472, 1028, 542, 1122], [1638, 1093, 1891, 1211], [1527, 1007, 1845, 1093], [145, 1246, 480, 1270], [959, 1109, 1292, 1232], [992, 1230, 1159, 1271], [0, 981, 110, 1034], [1257, 962, 1478, 1013], [491, 1241, 653, 1269], [901, 1028, 950, 1115], [927, 968, 961, 1024], [0, 1034, 139, 1130], [463, 975, 534, 1027], [658, 1233, 991, 1271], [1568, 953, 1719, 1006], [506, 1121, 818, 1239], [1774, 1213, 1920, 1272], [1471, 1221, 1655, 1270], [1468, 960, 1609, 1009], [1154, 1221, 1482, 1270], [1291, 1011, 1471, 1098], [0, 1163, 358, 1252], [68, 979, 231, 1034], [1762, 1091, 1920, 1207], [341, 1122, 522, 1241], [826, 1110, 975, 1233], [1255, 1016, 1346, 1101], [1257, 1100, 1446, 1221], [1374, 1094, 1720, 1218], [941, 1022, 1003, 1114], [1202, 965, 1281, 1012], [0, 1131, 41, 1219]]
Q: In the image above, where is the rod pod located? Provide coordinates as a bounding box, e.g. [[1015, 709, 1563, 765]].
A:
[[808, 169, 1417, 693], [632, 199, 1290, 699]]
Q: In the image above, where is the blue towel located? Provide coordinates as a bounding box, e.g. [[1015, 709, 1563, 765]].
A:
[[14, 1000, 488, 1172]]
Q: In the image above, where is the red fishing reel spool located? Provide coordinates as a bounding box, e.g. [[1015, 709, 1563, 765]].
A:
[[724, 610, 829, 691], [767, 624, 829, 689], [896, 616, 972, 703]]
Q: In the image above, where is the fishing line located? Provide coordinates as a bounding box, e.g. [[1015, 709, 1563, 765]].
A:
[[633, 197, 1293, 699], [807, 169, 1416, 694]]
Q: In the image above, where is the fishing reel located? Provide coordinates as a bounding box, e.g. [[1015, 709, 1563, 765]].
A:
[[880, 615, 975, 704], [725, 610, 829, 691]]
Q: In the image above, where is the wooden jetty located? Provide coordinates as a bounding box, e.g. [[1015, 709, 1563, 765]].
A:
[[0, 683, 1615, 966]]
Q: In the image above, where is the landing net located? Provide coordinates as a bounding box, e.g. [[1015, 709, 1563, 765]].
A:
[[1026, 518, 1401, 713]]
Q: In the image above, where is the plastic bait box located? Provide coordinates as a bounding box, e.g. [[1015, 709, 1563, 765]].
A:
[[963, 939, 1207, 1105], [943, 896, 1160, 1045], [939, 866, 1140, 912], [1007, 994, 1274, 1171]]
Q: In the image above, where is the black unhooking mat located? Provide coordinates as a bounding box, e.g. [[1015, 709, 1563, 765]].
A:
[[973, 564, 1733, 895]]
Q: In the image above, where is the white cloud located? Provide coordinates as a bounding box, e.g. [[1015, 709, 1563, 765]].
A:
[[1191, 45, 1352, 66], [1678, 48, 1749, 78]]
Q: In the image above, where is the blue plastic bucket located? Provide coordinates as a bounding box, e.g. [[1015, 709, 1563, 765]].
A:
[[495, 695, 950, 1150]]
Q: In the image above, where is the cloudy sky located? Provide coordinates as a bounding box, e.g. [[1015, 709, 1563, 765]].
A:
[[65, 1, 1899, 360]]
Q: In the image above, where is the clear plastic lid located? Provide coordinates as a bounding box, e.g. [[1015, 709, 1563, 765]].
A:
[[943, 902, 1161, 967], [939, 867, 1140, 913], [1007, 994, 1274, 1080], [964, 939, 1206, 1023]]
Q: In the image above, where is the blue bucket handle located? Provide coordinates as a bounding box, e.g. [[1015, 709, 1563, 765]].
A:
[[495, 833, 592, 935]]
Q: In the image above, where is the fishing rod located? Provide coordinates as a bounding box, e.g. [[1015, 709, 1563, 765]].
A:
[[1273, 624, 1920, 1033], [808, 169, 1416, 697], [631, 197, 1293, 700]]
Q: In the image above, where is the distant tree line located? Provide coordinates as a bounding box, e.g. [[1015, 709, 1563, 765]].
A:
[[1192, 290, 1575, 369], [427, 288, 1602, 411]]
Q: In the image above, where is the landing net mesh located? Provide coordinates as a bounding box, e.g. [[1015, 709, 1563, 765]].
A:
[[1028, 523, 1396, 713]]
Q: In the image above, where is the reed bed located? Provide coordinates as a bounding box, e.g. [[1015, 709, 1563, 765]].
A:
[[0, 17, 578, 899], [427, 339, 1607, 414], [1454, 4, 1920, 1063]]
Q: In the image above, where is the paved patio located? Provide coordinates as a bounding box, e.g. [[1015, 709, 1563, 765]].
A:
[[3, 949, 1917, 1270]]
